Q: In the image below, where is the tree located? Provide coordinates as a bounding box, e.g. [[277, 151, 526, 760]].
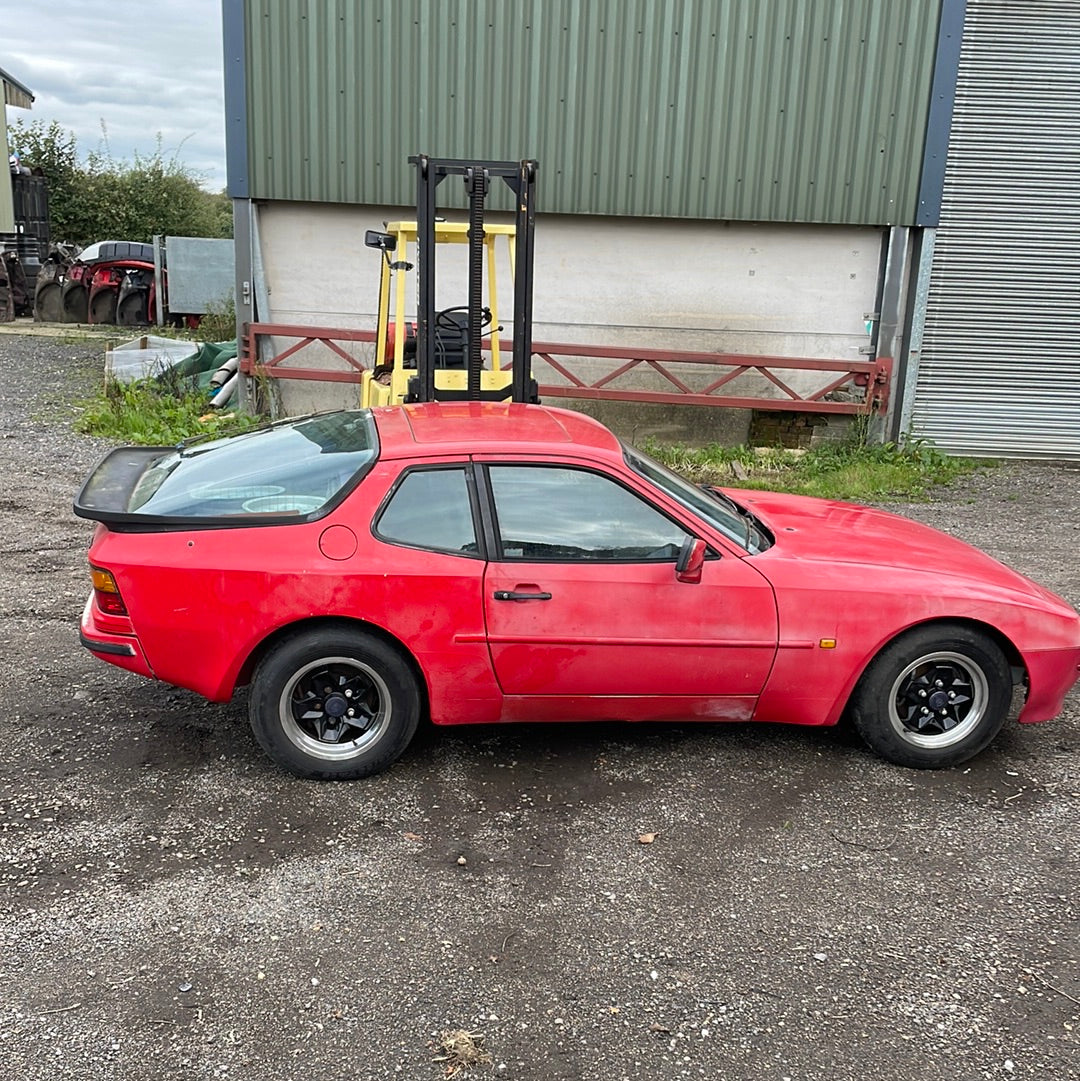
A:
[[8, 119, 232, 247], [6, 118, 91, 242]]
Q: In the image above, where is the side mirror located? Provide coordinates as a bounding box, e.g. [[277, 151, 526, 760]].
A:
[[364, 230, 396, 253], [675, 536, 707, 584]]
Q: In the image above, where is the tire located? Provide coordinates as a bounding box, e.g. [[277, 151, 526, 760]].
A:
[[61, 283, 88, 323], [117, 290, 149, 326], [89, 289, 118, 325], [34, 281, 63, 322], [249, 628, 421, 780], [849, 624, 1012, 769]]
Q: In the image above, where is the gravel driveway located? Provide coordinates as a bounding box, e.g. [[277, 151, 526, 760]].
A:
[[1, 327, 1077, 1081]]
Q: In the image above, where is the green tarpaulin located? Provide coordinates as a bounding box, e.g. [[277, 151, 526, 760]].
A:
[[166, 340, 238, 390]]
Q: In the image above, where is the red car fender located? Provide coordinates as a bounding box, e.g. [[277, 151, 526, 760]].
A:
[[751, 554, 1078, 728]]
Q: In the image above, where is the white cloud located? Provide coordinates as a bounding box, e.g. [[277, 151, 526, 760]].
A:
[[2, 0, 226, 188]]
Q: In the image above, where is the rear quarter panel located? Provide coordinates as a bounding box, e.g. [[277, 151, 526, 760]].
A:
[[89, 458, 503, 720]]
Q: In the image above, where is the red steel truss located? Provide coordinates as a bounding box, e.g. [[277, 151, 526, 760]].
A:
[[241, 322, 892, 414]]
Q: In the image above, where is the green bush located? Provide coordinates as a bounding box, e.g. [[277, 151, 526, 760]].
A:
[[9, 118, 232, 246]]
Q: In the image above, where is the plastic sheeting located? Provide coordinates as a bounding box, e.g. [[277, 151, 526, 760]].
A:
[[104, 336, 198, 383]]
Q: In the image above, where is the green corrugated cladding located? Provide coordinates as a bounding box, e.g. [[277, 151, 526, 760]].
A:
[[243, 0, 942, 225]]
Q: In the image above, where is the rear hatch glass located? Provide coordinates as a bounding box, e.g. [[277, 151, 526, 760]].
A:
[[75, 411, 378, 529]]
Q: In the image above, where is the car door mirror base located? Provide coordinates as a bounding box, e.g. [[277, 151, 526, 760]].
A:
[[675, 537, 707, 584]]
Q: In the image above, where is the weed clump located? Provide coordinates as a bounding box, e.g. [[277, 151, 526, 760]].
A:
[[642, 432, 984, 502], [77, 370, 258, 445]]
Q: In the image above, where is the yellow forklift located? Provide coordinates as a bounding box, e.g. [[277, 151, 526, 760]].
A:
[[360, 155, 539, 407]]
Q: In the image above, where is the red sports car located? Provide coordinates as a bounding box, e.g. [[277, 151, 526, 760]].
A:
[[76, 404, 1080, 780]]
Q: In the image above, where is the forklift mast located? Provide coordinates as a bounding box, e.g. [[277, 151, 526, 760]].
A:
[[409, 155, 538, 404]]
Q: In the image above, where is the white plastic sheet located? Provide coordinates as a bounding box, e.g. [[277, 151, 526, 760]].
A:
[[104, 335, 197, 383]]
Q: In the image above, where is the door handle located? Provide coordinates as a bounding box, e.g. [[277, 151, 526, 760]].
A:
[[493, 590, 552, 601]]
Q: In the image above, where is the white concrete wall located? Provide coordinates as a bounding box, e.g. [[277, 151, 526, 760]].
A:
[[256, 201, 883, 421]]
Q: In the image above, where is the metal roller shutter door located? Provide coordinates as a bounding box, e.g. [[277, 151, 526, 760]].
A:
[[910, 2, 1080, 460]]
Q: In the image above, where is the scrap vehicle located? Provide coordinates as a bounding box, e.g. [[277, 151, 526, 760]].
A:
[[33, 240, 196, 327], [1, 162, 49, 309], [360, 155, 539, 408]]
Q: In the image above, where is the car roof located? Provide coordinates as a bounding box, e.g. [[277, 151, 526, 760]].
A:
[[371, 402, 625, 460]]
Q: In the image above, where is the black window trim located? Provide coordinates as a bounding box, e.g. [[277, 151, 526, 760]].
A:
[[477, 461, 717, 565], [372, 461, 487, 559]]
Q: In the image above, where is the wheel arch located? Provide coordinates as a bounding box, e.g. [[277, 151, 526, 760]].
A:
[[834, 616, 1025, 725], [234, 616, 431, 716]]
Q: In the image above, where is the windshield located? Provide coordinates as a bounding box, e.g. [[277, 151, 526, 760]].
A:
[[623, 444, 772, 554], [126, 411, 378, 518]]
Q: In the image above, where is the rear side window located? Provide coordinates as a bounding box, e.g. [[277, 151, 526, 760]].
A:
[[376, 468, 479, 556]]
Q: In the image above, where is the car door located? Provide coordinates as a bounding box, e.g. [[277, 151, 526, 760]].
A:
[[479, 461, 778, 711]]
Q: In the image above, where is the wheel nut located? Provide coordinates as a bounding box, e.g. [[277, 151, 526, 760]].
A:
[[918, 689, 927, 698], [921, 707, 931, 715], [345, 689, 353, 698], [347, 709, 355, 718], [934, 680, 944, 688]]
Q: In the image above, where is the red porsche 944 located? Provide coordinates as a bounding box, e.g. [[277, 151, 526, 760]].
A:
[[75, 403, 1080, 780]]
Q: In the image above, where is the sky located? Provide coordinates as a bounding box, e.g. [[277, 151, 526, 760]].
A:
[[2, 0, 227, 190]]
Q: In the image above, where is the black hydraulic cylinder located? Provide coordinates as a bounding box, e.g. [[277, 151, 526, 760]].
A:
[[464, 166, 488, 400]]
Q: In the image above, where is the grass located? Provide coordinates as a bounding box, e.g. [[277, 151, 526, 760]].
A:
[[146, 293, 237, 344], [76, 293, 252, 445], [645, 433, 985, 502], [76, 371, 260, 445]]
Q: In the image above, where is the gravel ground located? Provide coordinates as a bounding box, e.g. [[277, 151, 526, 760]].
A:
[[0, 326, 1077, 1081]]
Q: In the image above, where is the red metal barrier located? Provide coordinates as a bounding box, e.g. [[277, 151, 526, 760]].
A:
[[241, 322, 376, 384], [241, 322, 892, 413]]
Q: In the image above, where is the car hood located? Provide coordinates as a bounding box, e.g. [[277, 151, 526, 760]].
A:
[[725, 488, 1055, 599]]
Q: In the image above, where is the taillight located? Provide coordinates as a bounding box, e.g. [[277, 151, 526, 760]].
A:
[[90, 566, 128, 616]]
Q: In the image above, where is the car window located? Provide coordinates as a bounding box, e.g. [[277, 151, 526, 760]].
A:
[[123, 411, 378, 519], [376, 468, 478, 556], [488, 465, 689, 561], [623, 444, 772, 554]]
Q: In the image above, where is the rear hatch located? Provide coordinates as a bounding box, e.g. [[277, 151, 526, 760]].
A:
[[74, 410, 379, 530]]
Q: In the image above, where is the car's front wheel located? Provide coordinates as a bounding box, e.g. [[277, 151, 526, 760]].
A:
[[849, 624, 1013, 768], [249, 628, 421, 780]]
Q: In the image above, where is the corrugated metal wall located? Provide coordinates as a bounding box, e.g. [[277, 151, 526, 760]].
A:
[[243, 0, 941, 225], [910, 2, 1080, 459]]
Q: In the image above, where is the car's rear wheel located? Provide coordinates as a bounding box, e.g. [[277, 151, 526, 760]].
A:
[[249, 629, 421, 780], [849, 624, 1012, 768]]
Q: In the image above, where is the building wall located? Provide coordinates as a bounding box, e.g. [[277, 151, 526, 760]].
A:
[[226, 1, 969, 445], [236, 0, 943, 226], [255, 200, 881, 419]]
